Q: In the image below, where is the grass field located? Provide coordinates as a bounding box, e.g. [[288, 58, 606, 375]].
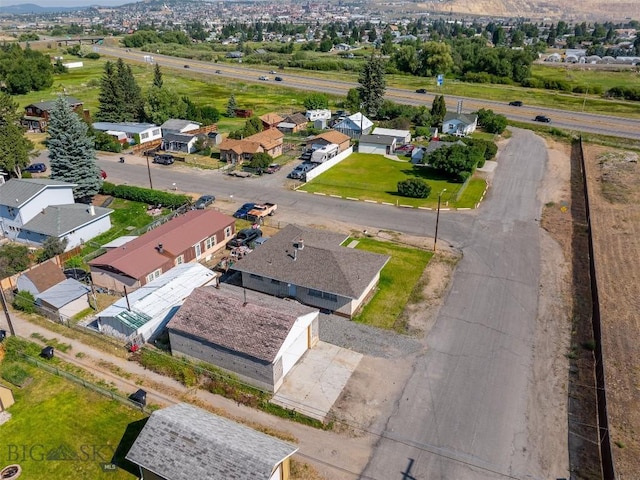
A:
[[351, 237, 432, 330], [299, 153, 486, 208], [0, 359, 146, 479]]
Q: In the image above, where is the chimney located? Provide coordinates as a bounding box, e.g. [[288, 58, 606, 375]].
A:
[[157, 243, 164, 253], [298, 238, 304, 250], [88, 205, 95, 216]]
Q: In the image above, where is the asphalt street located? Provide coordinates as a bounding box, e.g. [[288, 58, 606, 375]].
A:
[[361, 129, 549, 480]]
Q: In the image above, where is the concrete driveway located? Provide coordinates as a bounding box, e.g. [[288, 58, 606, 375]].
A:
[[272, 341, 362, 422]]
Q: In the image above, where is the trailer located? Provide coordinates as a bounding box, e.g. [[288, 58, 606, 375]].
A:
[[310, 143, 339, 163]]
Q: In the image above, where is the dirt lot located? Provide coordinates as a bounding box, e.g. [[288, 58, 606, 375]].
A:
[[583, 144, 640, 478]]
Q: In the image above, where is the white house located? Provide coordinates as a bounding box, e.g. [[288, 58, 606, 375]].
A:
[[333, 112, 373, 139], [442, 112, 478, 137], [168, 284, 320, 393], [97, 262, 217, 343], [160, 118, 201, 136], [372, 127, 411, 145], [161, 133, 198, 154], [0, 179, 112, 250], [92, 122, 162, 145], [358, 134, 396, 155]]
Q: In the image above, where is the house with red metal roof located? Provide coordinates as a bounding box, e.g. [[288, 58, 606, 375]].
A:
[[89, 209, 235, 293]]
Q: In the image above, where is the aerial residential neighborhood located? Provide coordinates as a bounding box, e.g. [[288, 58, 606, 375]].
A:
[[0, 1, 640, 480]]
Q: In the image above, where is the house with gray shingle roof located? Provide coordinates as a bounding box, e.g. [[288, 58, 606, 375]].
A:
[[126, 403, 298, 480], [358, 134, 397, 155], [442, 112, 478, 137], [0, 179, 112, 251], [168, 284, 319, 392], [231, 224, 390, 318]]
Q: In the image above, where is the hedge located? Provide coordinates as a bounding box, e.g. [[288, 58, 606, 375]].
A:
[[101, 182, 190, 208]]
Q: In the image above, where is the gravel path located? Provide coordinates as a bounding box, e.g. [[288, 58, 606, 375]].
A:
[[319, 314, 423, 358]]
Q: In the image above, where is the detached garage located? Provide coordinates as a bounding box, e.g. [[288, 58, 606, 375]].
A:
[[358, 134, 396, 155], [167, 284, 319, 393]]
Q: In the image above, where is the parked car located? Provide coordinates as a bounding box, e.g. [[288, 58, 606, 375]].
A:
[[194, 195, 215, 209], [274, 76, 283, 82], [258, 75, 269, 81], [395, 144, 415, 153], [24, 163, 47, 173], [227, 228, 262, 249], [509, 100, 523, 107], [288, 162, 315, 179], [415, 88, 428, 94], [534, 115, 551, 123], [153, 153, 175, 165], [265, 163, 281, 174], [233, 203, 256, 218]]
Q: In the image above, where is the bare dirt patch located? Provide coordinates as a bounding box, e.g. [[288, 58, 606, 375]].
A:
[[583, 143, 640, 478]]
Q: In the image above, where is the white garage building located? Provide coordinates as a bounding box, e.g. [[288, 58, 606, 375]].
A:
[[167, 284, 320, 393]]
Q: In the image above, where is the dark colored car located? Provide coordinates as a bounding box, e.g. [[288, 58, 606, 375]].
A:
[[184, 64, 190, 68], [215, 69, 221, 73], [416, 88, 428, 94], [509, 100, 523, 107], [274, 76, 283, 81], [194, 195, 215, 209], [233, 203, 256, 218], [265, 164, 281, 174], [534, 115, 551, 123], [24, 163, 47, 173], [227, 228, 262, 249], [153, 154, 175, 165]]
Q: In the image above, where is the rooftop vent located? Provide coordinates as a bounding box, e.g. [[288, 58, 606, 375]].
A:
[[157, 243, 164, 254]]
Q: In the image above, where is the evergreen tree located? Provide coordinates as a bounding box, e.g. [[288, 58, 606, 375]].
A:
[[357, 54, 386, 118], [95, 61, 124, 122], [117, 60, 144, 121], [153, 63, 163, 88], [0, 93, 35, 177], [48, 96, 102, 203], [226, 93, 237, 117], [430, 95, 447, 127]]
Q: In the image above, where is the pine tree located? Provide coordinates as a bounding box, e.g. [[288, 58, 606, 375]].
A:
[[0, 92, 34, 177], [357, 54, 386, 118], [95, 61, 124, 122], [226, 93, 237, 117], [430, 95, 447, 127], [153, 63, 163, 88], [48, 96, 102, 203], [117, 60, 144, 121]]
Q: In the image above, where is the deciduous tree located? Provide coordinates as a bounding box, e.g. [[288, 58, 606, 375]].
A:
[[0, 93, 35, 177]]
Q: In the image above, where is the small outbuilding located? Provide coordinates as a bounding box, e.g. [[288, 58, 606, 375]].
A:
[[358, 134, 396, 155], [36, 278, 91, 319], [16, 259, 66, 297]]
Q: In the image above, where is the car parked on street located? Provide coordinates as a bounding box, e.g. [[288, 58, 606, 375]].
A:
[[233, 203, 256, 218], [194, 195, 215, 209], [226, 228, 262, 249], [153, 153, 175, 165], [509, 100, 523, 107], [24, 163, 47, 173], [534, 115, 551, 123]]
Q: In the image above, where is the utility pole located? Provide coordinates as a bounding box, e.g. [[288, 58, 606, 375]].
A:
[[0, 287, 16, 336], [433, 188, 446, 252], [145, 153, 154, 189]]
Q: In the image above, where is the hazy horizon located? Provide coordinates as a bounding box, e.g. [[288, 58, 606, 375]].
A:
[[3, 0, 133, 6]]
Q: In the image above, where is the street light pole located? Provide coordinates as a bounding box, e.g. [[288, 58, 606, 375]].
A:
[[433, 188, 446, 252], [145, 153, 154, 190]]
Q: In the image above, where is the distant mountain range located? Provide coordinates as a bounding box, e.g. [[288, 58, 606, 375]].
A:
[[0, 4, 93, 14]]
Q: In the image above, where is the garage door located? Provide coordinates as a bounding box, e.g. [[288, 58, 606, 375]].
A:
[[281, 327, 309, 376]]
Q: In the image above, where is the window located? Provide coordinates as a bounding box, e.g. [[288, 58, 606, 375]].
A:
[[194, 243, 201, 258], [175, 255, 184, 266], [271, 279, 280, 285], [308, 289, 323, 298], [250, 274, 263, 281], [323, 292, 338, 302], [205, 235, 216, 249], [146, 269, 161, 283], [140, 132, 149, 140], [152, 129, 160, 136], [224, 226, 232, 238]]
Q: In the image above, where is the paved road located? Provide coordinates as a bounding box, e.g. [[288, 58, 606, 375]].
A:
[[361, 128, 549, 479], [97, 45, 640, 140]]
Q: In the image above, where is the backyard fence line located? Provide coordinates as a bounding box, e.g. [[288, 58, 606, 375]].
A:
[[19, 353, 149, 413]]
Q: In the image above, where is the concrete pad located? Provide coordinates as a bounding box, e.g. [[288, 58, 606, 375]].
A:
[[272, 341, 362, 422], [477, 160, 497, 173]]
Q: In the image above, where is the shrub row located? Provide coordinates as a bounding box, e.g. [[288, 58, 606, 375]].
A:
[[100, 182, 190, 208], [605, 86, 640, 101]]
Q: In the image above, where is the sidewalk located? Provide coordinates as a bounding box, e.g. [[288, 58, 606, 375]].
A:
[[1, 312, 374, 480]]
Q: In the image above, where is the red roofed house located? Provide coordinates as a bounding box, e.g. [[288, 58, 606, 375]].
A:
[[89, 209, 235, 293], [259, 112, 284, 130], [218, 129, 284, 165]]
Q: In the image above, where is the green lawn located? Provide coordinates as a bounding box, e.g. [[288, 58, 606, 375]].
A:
[[351, 237, 432, 330], [0, 360, 146, 479], [299, 153, 486, 208]]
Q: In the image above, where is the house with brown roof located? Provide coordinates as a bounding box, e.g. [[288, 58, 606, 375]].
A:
[[259, 112, 284, 130], [89, 209, 235, 293], [16, 259, 66, 296], [277, 113, 308, 133], [309, 130, 351, 153], [168, 284, 319, 392], [219, 129, 284, 164], [231, 225, 390, 318], [22, 96, 84, 132]]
